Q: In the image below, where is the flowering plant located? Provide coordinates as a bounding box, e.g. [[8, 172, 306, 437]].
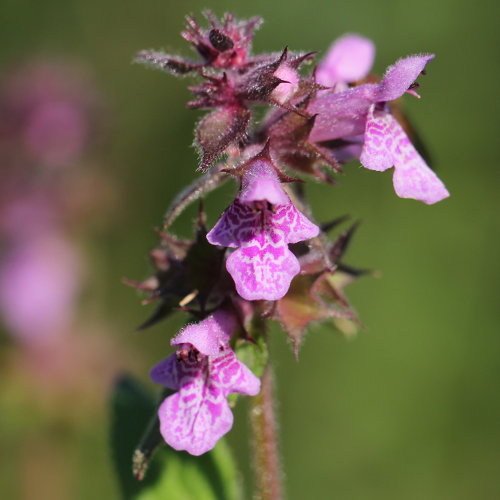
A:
[[123, 11, 448, 499]]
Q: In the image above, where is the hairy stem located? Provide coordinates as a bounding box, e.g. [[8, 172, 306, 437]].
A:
[[250, 362, 283, 500], [162, 166, 228, 230]]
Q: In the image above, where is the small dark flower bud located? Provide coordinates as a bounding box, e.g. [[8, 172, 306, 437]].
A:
[[209, 29, 234, 52]]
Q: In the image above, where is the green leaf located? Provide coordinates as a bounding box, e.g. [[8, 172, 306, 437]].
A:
[[229, 319, 268, 406], [233, 334, 268, 382], [110, 374, 243, 500], [235, 309, 269, 380]]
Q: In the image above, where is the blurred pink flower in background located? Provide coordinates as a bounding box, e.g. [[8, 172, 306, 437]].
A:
[[0, 233, 81, 346], [0, 59, 123, 391], [0, 59, 125, 497], [0, 61, 96, 348], [0, 61, 99, 170], [0, 60, 106, 340]]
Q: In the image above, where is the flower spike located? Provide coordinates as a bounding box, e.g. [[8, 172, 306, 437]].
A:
[[132, 13, 451, 461]]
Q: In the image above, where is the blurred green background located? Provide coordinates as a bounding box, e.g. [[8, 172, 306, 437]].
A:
[[1, 0, 499, 498]]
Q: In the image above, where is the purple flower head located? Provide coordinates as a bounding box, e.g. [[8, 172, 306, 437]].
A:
[[316, 34, 375, 88], [207, 153, 319, 301], [150, 309, 260, 456], [131, 14, 452, 477], [308, 53, 449, 203]]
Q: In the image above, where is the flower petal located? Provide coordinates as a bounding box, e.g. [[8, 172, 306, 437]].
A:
[[316, 34, 375, 87], [392, 149, 450, 204], [376, 54, 435, 102], [226, 228, 300, 301], [207, 200, 257, 248], [157, 360, 233, 456], [155, 348, 260, 456], [308, 84, 376, 142], [212, 349, 261, 396], [361, 109, 449, 204], [239, 159, 289, 206], [272, 203, 319, 244], [360, 106, 394, 171], [150, 353, 183, 390], [171, 310, 236, 356]]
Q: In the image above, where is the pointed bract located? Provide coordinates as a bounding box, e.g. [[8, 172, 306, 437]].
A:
[[272, 64, 300, 104], [135, 50, 202, 75]]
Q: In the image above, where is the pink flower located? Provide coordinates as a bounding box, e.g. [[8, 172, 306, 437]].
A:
[[309, 54, 449, 204], [271, 63, 299, 104], [316, 34, 375, 89], [207, 157, 319, 301], [150, 310, 260, 456], [360, 105, 449, 204], [0, 233, 81, 345]]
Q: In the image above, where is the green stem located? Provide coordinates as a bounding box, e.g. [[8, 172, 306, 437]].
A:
[[250, 362, 283, 500]]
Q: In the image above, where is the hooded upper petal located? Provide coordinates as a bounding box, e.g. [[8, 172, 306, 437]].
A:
[[309, 54, 434, 143], [316, 34, 375, 87], [360, 107, 449, 204], [171, 309, 236, 356], [239, 159, 289, 205], [375, 54, 435, 102], [208, 159, 288, 247]]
